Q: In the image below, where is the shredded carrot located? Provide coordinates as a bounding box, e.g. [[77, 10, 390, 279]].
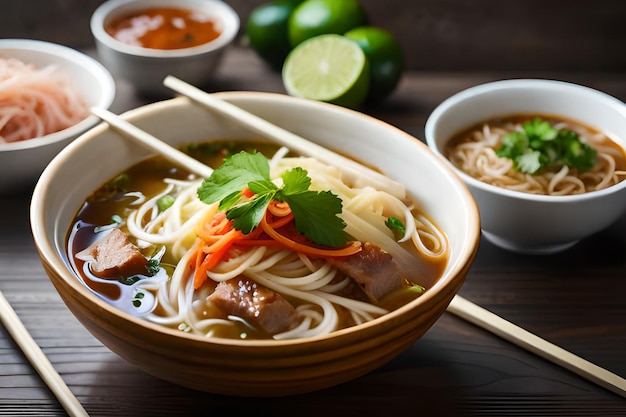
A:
[[192, 213, 268, 288], [266, 212, 294, 229], [192, 214, 243, 288], [231, 238, 284, 247], [260, 214, 361, 258], [191, 200, 360, 289], [268, 199, 291, 217], [193, 230, 241, 288], [196, 213, 222, 240], [241, 187, 255, 198]]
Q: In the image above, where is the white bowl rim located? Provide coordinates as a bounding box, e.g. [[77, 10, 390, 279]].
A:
[[424, 78, 626, 203], [31, 92, 480, 348], [0, 38, 116, 152], [90, 0, 240, 59]]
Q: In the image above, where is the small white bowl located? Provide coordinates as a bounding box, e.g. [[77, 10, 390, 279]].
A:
[[425, 79, 626, 254], [90, 0, 240, 95], [0, 39, 115, 194]]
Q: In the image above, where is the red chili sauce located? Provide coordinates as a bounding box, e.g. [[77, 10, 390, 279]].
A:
[[105, 7, 222, 50]]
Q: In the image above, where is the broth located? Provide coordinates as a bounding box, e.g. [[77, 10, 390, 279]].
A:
[[445, 113, 626, 195], [106, 7, 222, 50], [67, 140, 449, 340]]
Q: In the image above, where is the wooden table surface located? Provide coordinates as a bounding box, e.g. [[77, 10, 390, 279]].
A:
[[1, 46, 625, 416]]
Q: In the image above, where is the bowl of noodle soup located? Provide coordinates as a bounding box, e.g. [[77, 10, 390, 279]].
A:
[[425, 79, 626, 254], [0, 39, 115, 194], [31, 92, 480, 396]]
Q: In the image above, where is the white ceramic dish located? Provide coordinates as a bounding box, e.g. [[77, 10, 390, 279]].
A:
[[31, 92, 480, 396], [0, 39, 115, 194], [425, 79, 626, 254], [90, 0, 239, 95]]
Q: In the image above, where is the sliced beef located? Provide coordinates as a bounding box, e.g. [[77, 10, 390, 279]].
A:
[[77, 228, 148, 279], [209, 278, 300, 335], [326, 242, 406, 304]]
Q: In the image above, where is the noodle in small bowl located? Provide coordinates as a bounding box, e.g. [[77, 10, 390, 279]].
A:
[[31, 92, 480, 396], [0, 39, 115, 194], [425, 79, 626, 254]]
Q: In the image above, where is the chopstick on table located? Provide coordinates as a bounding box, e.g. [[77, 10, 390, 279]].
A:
[[0, 291, 90, 417], [91, 77, 626, 399], [448, 295, 626, 398]]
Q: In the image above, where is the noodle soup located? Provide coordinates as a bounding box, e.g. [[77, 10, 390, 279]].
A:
[[444, 113, 626, 196], [67, 140, 449, 341]]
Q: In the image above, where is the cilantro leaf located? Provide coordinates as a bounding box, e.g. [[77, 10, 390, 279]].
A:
[[197, 151, 350, 248], [497, 131, 528, 159], [515, 150, 543, 174], [284, 190, 348, 247], [496, 117, 597, 174], [247, 179, 277, 195], [219, 190, 244, 211], [524, 118, 558, 141], [227, 192, 274, 234], [281, 167, 311, 195], [559, 130, 597, 171], [198, 151, 269, 204]]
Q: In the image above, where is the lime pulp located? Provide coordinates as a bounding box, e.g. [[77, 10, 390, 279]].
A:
[[282, 34, 370, 108]]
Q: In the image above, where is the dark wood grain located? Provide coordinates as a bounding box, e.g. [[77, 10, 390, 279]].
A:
[[2, 0, 626, 72], [1, 42, 625, 417]]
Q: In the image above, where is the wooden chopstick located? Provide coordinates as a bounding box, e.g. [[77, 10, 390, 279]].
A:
[[90, 107, 214, 179], [162, 75, 407, 200], [0, 291, 90, 416], [448, 295, 626, 398], [93, 80, 626, 399]]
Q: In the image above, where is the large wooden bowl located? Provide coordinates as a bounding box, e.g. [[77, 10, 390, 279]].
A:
[[30, 93, 480, 396]]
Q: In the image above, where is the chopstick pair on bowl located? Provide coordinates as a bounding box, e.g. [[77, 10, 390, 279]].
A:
[[89, 75, 626, 399]]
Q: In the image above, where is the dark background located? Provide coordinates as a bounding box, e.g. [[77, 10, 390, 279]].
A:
[[2, 0, 625, 72]]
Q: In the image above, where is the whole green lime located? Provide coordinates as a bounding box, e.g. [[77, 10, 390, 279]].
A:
[[246, 0, 305, 69], [345, 26, 404, 103], [288, 0, 368, 47]]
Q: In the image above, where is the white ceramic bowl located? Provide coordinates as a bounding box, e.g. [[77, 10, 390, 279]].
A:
[[425, 79, 626, 254], [0, 39, 115, 194], [31, 93, 480, 396], [90, 0, 240, 95]]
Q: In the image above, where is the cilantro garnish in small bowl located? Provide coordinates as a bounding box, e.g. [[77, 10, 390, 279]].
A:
[[496, 117, 597, 174]]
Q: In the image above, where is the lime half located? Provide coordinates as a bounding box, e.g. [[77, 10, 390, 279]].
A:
[[282, 34, 369, 108]]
